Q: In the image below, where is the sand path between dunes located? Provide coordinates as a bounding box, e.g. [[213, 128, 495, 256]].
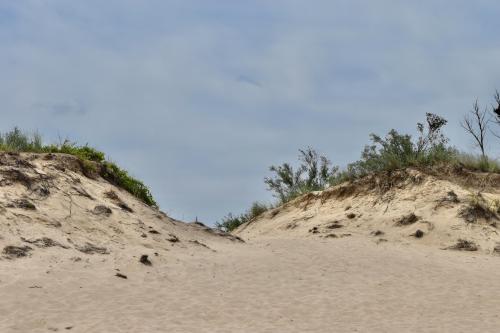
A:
[[1, 236, 500, 333]]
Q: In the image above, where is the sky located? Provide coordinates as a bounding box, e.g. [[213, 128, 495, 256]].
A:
[[2, 1, 500, 224]]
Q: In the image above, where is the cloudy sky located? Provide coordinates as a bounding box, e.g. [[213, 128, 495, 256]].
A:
[[2, 1, 500, 223]]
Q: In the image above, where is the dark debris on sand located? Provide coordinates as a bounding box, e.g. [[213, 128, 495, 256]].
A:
[[139, 254, 152, 266], [2, 245, 33, 259], [445, 239, 478, 251]]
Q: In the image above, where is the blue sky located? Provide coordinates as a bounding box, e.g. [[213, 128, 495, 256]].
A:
[[2, 1, 500, 223]]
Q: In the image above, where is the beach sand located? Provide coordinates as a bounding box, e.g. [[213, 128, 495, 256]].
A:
[[2, 237, 500, 332]]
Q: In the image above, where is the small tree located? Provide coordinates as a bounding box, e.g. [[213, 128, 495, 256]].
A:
[[264, 147, 338, 203], [461, 100, 490, 159]]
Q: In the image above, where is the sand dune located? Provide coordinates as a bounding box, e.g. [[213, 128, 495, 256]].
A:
[[2, 154, 500, 332], [236, 168, 500, 254]]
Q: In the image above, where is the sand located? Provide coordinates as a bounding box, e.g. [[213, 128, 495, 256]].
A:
[[2, 237, 500, 332], [2, 154, 500, 332]]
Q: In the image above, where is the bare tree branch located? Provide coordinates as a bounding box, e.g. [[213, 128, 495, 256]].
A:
[[461, 100, 490, 158]]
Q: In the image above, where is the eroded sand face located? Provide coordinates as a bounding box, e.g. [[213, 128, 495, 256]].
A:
[[236, 169, 500, 255], [2, 237, 500, 332]]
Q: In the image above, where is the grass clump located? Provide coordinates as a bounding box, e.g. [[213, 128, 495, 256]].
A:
[[446, 239, 479, 251], [0, 127, 43, 152], [100, 161, 157, 208], [454, 153, 500, 173], [216, 202, 268, 232], [459, 192, 499, 224], [45, 142, 106, 162], [0, 127, 157, 208]]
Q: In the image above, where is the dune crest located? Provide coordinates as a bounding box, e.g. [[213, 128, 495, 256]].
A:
[[236, 167, 500, 254]]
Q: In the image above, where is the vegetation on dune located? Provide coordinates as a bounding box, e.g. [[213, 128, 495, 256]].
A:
[[100, 161, 157, 207], [215, 202, 269, 232], [0, 127, 157, 208], [217, 90, 500, 232], [459, 192, 499, 223], [264, 147, 339, 204], [333, 113, 455, 182], [453, 152, 500, 173]]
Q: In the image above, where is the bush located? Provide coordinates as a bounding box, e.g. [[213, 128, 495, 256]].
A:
[[216, 202, 268, 232], [337, 113, 455, 180], [0, 127, 157, 207], [101, 161, 157, 208], [215, 213, 246, 233], [265, 147, 339, 204]]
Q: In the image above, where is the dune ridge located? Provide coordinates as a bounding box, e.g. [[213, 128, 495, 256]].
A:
[[236, 167, 500, 255], [2, 155, 500, 332]]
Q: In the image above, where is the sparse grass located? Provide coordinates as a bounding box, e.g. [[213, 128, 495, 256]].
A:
[[459, 192, 499, 223], [0, 127, 43, 152], [446, 239, 479, 251], [0, 127, 157, 208], [454, 153, 500, 173], [216, 202, 269, 232]]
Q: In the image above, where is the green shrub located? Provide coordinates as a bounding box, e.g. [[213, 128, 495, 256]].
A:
[[338, 113, 455, 180], [216, 202, 269, 232], [246, 202, 269, 222], [215, 213, 246, 232], [101, 161, 157, 208], [265, 147, 339, 204], [264, 114, 454, 204]]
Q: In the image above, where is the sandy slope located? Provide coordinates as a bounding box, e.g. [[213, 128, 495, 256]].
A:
[[236, 168, 500, 254], [2, 155, 500, 332], [2, 237, 500, 332]]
